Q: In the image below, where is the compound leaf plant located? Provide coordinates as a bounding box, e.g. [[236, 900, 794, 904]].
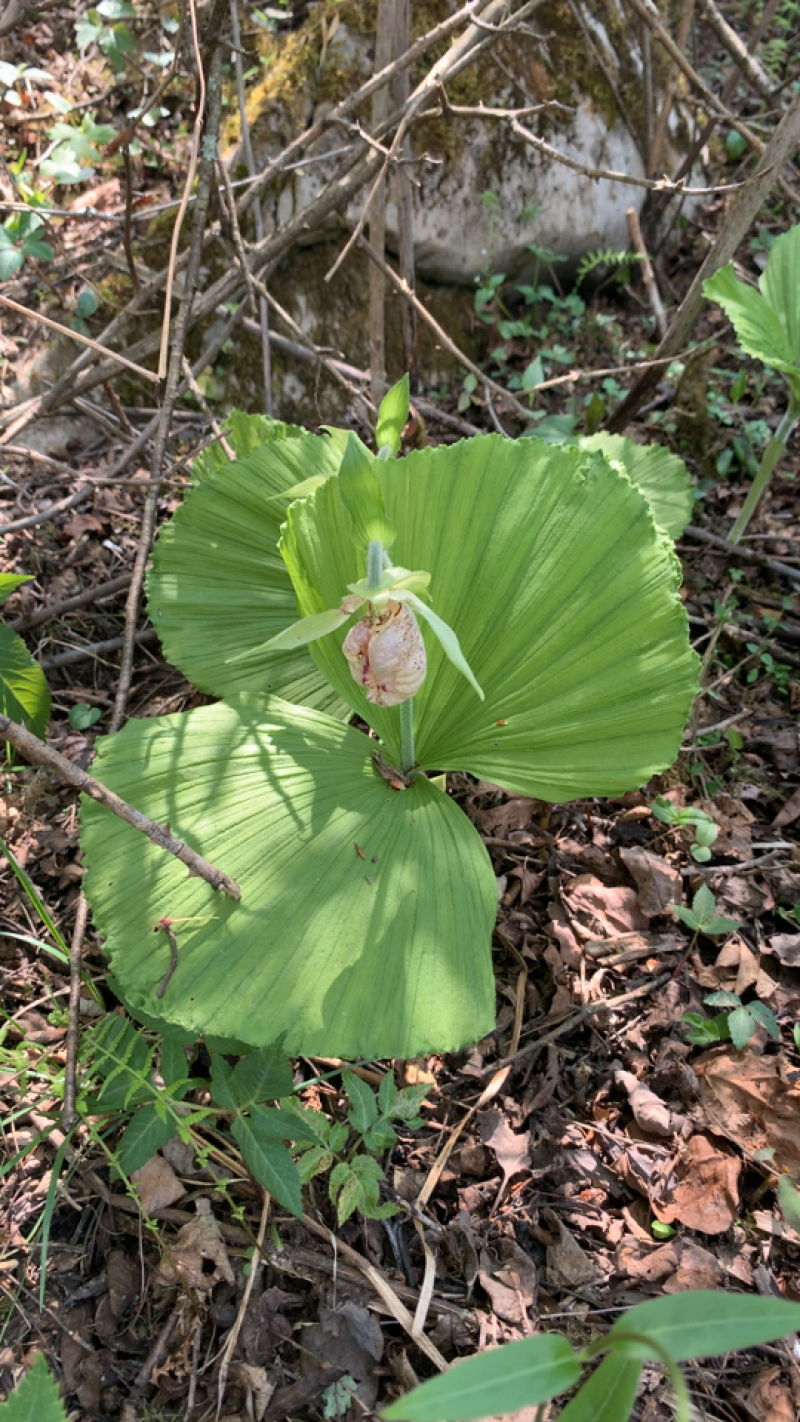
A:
[[81, 380, 698, 1060]]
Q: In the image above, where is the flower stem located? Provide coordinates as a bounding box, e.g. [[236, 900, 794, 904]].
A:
[[728, 394, 800, 544], [367, 539, 383, 588], [400, 697, 415, 774]]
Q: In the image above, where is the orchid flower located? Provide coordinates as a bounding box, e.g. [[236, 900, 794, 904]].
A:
[[250, 562, 484, 707]]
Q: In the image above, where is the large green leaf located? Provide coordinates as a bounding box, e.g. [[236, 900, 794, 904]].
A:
[[146, 432, 345, 711], [0, 625, 50, 737], [382, 1334, 580, 1421], [578, 434, 693, 539], [191, 409, 305, 483], [703, 263, 798, 380], [81, 696, 496, 1058], [759, 224, 800, 369], [280, 437, 699, 800]]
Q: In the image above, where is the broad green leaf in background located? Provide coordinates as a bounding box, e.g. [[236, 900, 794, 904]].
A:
[[578, 434, 694, 539], [0, 626, 50, 737], [555, 1354, 642, 1422], [703, 248, 800, 394], [81, 696, 497, 1058], [608, 1292, 800, 1362], [280, 437, 699, 799], [146, 430, 345, 712], [382, 1334, 581, 1421], [778, 1174, 800, 1232], [760, 224, 800, 369], [0, 1354, 68, 1422]]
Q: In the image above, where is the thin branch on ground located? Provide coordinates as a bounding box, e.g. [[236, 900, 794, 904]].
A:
[[62, 894, 89, 1133], [0, 714, 241, 898]]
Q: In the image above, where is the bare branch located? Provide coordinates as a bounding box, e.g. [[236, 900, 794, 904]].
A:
[[0, 714, 241, 899]]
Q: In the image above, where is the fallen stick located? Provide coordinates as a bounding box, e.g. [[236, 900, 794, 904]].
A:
[[0, 713, 241, 899], [680, 524, 800, 585]]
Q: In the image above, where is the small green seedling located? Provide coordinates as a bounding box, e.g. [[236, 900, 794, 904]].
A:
[[290, 1068, 428, 1224], [671, 883, 740, 937], [0, 574, 50, 737], [703, 223, 800, 543], [68, 702, 101, 730], [381, 1293, 800, 1422], [683, 990, 779, 1050], [40, 114, 116, 184], [0, 211, 54, 282], [651, 796, 719, 862]]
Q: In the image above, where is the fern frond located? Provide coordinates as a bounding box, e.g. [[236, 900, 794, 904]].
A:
[[575, 247, 644, 289]]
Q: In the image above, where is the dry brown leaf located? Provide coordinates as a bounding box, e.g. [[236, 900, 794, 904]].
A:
[[478, 1108, 531, 1189], [619, 848, 682, 917], [543, 1210, 605, 1290], [478, 1240, 537, 1325], [773, 786, 800, 829], [694, 1047, 800, 1176], [764, 933, 800, 967], [738, 1367, 796, 1422], [301, 1303, 384, 1410], [131, 1153, 185, 1212], [616, 1070, 686, 1138], [476, 798, 536, 835], [154, 1198, 234, 1291], [564, 875, 648, 937], [695, 936, 776, 999], [700, 795, 753, 860], [652, 1134, 740, 1234], [616, 1237, 724, 1292]]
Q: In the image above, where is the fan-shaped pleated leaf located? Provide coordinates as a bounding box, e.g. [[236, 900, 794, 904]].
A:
[[146, 432, 344, 711], [191, 409, 305, 482], [579, 433, 693, 538], [81, 696, 496, 1058], [279, 437, 699, 800]]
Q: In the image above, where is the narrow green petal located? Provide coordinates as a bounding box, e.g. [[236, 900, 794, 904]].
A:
[[406, 594, 484, 700]]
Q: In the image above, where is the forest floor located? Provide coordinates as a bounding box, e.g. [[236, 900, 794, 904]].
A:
[[2, 2, 800, 1420]]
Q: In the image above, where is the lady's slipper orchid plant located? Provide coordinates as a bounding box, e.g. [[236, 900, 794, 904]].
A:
[[257, 554, 484, 710]]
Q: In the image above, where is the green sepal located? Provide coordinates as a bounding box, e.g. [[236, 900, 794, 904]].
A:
[[337, 433, 397, 550], [376, 374, 410, 455]]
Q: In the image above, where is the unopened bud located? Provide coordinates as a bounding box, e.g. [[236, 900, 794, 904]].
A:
[[342, 599, 426, 706]]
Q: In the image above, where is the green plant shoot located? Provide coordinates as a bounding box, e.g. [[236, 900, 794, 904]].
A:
[[703, 223, 800, 544]]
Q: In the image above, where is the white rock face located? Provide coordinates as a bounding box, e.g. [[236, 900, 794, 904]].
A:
[[244, 7, 684, 288]]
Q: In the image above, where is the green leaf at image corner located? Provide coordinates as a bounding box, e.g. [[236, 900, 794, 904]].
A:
[[0, 574, 32, 608], [0, 625, 51, 737], [381, 1333, 581, 1421], [0, 1353, 69, 1422], [80, 695, 497, 1059], [608, 1292, 800, 1363], [280, 437, 699, 799]]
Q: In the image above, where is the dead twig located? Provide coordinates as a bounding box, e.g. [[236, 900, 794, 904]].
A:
[[110, 41, 225, 734], [481, 971, 673, 1075], [38, 628, 159, 671], [626, 206, 667, 338], [0, 293, 158, 384], [9, 574, 133, 632], [679, 524, 800, 585], [0, 713, 241, 898]]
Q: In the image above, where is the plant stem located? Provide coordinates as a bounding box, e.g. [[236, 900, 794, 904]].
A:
[[367, 539, 383, 587], [400, 697, 415, 774], [728, 394, 800, 544]]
